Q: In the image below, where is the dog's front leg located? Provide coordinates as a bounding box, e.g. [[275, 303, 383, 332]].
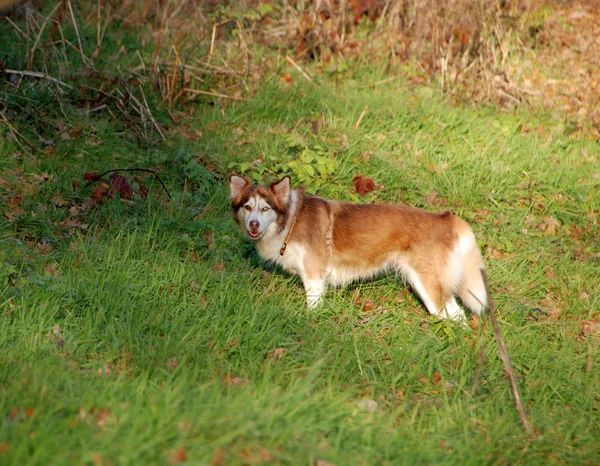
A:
[[303, 278, 326, 309]]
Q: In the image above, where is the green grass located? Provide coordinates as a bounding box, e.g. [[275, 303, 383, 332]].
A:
[[2, 16, 600, 466]]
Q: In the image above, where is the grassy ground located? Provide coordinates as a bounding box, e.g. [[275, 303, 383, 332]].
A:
[[2, 4, 600, 466]]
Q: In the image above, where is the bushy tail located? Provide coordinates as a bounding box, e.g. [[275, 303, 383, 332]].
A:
[[458, 245, 488, 315]]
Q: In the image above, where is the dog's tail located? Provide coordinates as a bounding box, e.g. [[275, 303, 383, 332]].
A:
[[457, 243, 488, 315]]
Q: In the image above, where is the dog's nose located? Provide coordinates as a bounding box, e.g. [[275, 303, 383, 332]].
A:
[[249, 220, 259, 230]]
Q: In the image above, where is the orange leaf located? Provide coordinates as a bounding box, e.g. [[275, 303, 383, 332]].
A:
[[91, 180, 111, 204], [352, 175, 375, 196], [169, 447, 187, 464]]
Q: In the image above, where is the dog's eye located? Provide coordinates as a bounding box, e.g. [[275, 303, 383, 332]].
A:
[[243, 205, 252, 211], [261, 206, 270, 212]]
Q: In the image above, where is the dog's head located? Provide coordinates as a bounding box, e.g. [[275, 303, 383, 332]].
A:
[[229, 174, 291, 241]]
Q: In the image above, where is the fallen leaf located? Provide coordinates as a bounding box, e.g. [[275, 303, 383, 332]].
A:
[[165, 357, 178, 370], [51, 194, 68, 206], [91, 180, 111, 204], [431, 372, 442, 385], [362, 299, 377, 312], [169, 447, 187, 464], [580, 320, 600, 337], [281, 72, 293, 83], [96, 407, 112, 429], [266, 347, 287, 360], [424, 191, 440, 205], [109, 174, 133, 200], [357, 398, 378, 412], [212, 447, 225, 466], [316, 460, 337, 466], [203, 231, 213, 250], [259, 448, 272, 461], [352, 175, 375, 196], [486, 247, 504, 260], [83, 172, 99, 181], [0, 443, 8, 454], [221, 375, 248, 386], [44, 263, 59, 276]]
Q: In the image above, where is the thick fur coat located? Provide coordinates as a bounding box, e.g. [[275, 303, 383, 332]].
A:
[[230, 175, 488, 322]]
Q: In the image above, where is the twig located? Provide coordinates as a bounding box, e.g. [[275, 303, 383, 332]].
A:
[[183, 88, 245, 101], [471, 270, 532, 433], [354, 105, 368, 129], [286, 55, 313, 82], [234, 19, 250, 91], [4, 15, 28, 39], [529, 131, 538, 207], [129, 88, 166, 140], [85, 168, 172, 199], [66, 0, 89, 65], [27, 1, 62, 70], [168, 33, 183, 105], [0, 111, 37, 151], [4, 68, 74, 90], [92, 0, 112, 61], [208, 19, 236, 63], [471, 315, 487, 396]]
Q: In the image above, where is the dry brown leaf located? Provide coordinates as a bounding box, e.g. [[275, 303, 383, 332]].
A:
[[91, 180, 111, 204], [44, 263, 59, 276], [266, 347, 287, 360], [169, 447, 187, 464], [109, 174, 133, 200], [352, 175, 375, 196], [315, 461, 337, 466], [424, 191, 440, 205], [83, 172, 99, 181], [221, 375, 248, 386], [212, 448, 225, 466], [165, 357, 179, 370]]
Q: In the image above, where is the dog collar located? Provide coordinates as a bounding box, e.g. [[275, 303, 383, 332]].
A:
[[279, 209, 300, 256], [280, 206, 333, 257]]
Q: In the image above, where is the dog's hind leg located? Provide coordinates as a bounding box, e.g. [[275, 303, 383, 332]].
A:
[[405, 265, 467, 323], [404, 266, 443, 317], [444, 296, 467, 323]]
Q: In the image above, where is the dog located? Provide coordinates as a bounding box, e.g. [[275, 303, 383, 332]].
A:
[[229, 174, 488, 322]]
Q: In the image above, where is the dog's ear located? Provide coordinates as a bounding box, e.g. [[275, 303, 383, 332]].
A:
[[229, 174, 249, 199], [271, 176, 291, 205]]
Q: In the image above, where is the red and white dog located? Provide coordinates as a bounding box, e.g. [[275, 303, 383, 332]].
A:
[[229, 174, 488, 322]]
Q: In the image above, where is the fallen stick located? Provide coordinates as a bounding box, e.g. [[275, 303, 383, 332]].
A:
[[286, 56, 313, 83], [183, 88, 245, 101], [4, 69, 74, 90], [354, 105, 368, 130], [472, 270, 532, 433]]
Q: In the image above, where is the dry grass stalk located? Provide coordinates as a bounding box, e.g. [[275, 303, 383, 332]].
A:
[[286, 55, 313, 82], [66, 0, 89, 65]]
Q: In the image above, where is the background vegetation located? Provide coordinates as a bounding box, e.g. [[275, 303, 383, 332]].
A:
[[1, 0, 599, 464]]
